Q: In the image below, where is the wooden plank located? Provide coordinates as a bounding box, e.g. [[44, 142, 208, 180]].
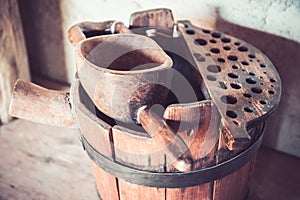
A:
[[71, 79, 119, 199], [0, 0, 30, 124], [112, 125, 166, 200], [213, 158, 255, 200], [166, 186, 212, 200], [90, 160, 119, 200], [212, 124, 263, 200], [118, 179, 165, 200]]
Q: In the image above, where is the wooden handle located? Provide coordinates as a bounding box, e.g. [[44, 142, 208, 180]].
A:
[[68, 21, 131, 46], [9, 79, 75, 128], [129, 8, 174, 29], [137, 106, 193, 172]]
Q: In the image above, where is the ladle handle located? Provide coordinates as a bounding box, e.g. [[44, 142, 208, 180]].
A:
[[68, 21, 131, 46], [138, 107, 193, 172], [9, 79, 75, 128]]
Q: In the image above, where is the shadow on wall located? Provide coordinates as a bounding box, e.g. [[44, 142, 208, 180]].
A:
[[213, 8, 300, 157], [17, 0, 68, 83]]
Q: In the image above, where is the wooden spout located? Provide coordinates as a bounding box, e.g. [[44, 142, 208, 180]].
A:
[[9, 79, 75, 128]]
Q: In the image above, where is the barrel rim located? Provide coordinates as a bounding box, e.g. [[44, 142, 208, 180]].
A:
[[81, 123, 264, 188]]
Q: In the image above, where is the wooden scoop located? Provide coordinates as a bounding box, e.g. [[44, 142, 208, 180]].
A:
[[75, 34, 173, 122]]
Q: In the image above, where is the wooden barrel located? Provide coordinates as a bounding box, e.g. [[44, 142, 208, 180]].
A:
[[71, 77, 264, 200]]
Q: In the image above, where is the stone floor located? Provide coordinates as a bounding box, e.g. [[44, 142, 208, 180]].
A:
[[0, 119, 299, 200]]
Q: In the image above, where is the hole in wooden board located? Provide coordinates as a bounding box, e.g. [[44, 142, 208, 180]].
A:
[[223, 46, 231, 51], [228, 55, 238, 61], [270, 78, 276, 83], [202, 29, 210, 34], [210, 48, 220, 54], [246, 77, 257, 84], [226, 110, 238, 118], [268, 90, 275, 94], [212, 32, 221, 38], [260, 64, 266, 68], [194, 38, 208, 46], [249, 72, 255, 76], [260, 100, 267, 105], [244, 106, 254, 113], [219, 81, 227, 89], [221, 95, 237, 104], [232, 65, 238, 69], [233, 120, 239, 126], [248, 54, 255, 58], [230, 83, 241, 89], [251, 87, 263, 94], [186, 29, 195, 35], [207, 65, 221, 73], [221, 37, 231, 43], [243, 93, 252, 98], [238, 46, 248, 52], [234, 42, 241, 46], [207, 75, 217, 81], [241, 61, 249, 66], [228, 73, 238, 79], [194, 53, 206, 62], [217, 58, 225, 63]]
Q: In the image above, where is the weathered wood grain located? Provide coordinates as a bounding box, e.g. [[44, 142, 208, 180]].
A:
[[0, 0, 30, 124], [112, 125, 166, 200], [71, 79, 113, 158], [90, 160, 119, 200], [213, 125, 263, 200], [130, 8, 174, 29], [213, 158, 256, 200], [138, 106, 193, 172], [9, 79, 75, 128], [164, 101, 220, 199], [179, 21, 281, 150], [71, 78, 119, 199]]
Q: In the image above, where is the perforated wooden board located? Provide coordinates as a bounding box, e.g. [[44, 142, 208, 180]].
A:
[[179, 21, 281, 150]]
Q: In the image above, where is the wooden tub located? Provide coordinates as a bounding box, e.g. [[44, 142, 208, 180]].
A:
[[71, 77, 264, 200]]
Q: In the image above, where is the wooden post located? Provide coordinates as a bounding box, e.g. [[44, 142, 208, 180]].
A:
[[0, 0, 30, 124]]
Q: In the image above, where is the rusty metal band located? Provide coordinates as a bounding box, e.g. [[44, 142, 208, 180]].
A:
[[82, 124, 264, 188]]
